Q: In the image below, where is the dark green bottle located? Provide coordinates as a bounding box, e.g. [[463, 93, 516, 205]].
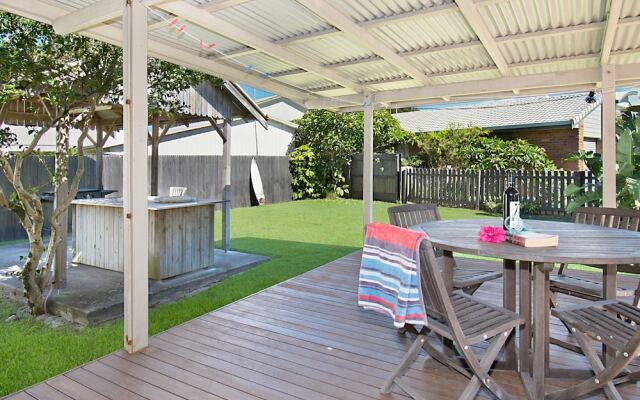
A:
[[502, 172, 520, 231]]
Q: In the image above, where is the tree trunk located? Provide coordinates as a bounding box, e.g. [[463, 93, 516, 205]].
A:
[[21, 234, 46, 314], [150, 114, 160, 196], [53, 125, 69, 288]]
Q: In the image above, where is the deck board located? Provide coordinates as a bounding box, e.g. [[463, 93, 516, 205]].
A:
[[6, 251, 640, 399]]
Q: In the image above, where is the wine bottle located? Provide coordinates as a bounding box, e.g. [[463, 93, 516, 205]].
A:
[[502, 172, 520, 231]]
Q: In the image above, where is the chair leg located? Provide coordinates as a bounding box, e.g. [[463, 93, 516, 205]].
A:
[[458, 329, 515, 400], [381, 333, 426, 395], [549, 290, 558, 308], [545, 330, 625, 400], [420, 331, 473, 379], [573, 331, 622, 400]]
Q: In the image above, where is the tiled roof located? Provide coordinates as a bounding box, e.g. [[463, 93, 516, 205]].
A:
[[394, 93, 601, 133]]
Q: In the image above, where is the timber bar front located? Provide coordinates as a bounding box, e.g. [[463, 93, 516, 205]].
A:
[[72, 198, 221, 279]]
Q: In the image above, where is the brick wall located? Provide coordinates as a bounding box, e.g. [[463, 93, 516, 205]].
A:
[[492, 126, 583, 171]]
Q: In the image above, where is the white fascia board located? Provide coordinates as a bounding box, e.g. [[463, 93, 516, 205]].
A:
[[304, 67, 627, 109]]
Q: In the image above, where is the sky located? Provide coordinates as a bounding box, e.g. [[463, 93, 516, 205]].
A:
[[240, 84, 273, 100]]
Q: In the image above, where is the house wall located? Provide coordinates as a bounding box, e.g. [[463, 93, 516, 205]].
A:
[[492, 126, 583, 170], [103, 99, 301, 157], [582, 104, 602, 140]]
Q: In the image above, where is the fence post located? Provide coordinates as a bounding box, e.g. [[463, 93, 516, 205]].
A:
[[475, 170, 482, 210]]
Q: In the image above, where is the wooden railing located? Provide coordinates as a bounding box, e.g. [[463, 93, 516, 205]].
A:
[[400, 168, 596, 215]]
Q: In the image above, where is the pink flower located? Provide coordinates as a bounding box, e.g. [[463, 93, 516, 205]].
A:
[[478, 226, 505, 243]]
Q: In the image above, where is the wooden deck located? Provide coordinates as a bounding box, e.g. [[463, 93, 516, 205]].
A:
[[5, 251, 640, 400]]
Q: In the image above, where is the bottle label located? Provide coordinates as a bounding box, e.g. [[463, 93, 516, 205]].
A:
[[509, 201, 520, 228]]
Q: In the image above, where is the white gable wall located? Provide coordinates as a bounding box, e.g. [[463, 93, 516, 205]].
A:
[[582, 104, 602, 140], [103, 98, 302, 156]]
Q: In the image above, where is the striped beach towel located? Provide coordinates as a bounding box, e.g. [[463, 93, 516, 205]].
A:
[[358, 222, 428, 328]]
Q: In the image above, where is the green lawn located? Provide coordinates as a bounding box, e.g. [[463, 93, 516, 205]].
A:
[[0, 199, 495, 396]]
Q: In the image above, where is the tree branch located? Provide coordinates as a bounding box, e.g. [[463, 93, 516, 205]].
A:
[[159, 117, 175, 141]]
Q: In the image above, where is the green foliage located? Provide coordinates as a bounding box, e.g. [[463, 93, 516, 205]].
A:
[[482, 198, 540, 216], [414, 123, 555, 171], [148, 59, 221, 116], [292, 109, 412, 198], [0, 12, 122, 116], [294, 109, 412, 160], [565, 110, 640, 212], [289, 145, 348, 200], [520, 200, 540, 216], [482, 199, 502, 214], [401, 155, 424, 167]]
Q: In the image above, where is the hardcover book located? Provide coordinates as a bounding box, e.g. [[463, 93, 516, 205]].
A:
[[505, 231, 559, 248]]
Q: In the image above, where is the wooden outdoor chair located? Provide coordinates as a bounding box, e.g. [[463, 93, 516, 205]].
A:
[[549, 207, 640, 307], [381, 240, 523, 400], [547, 300, 640, 400], [388, 204, 502, 294]]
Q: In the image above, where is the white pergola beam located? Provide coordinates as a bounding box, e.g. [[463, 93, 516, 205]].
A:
[[53, 0, 120, 35], [297, 0, 430, 85], [201, 0, 251, 13], [362, 98, 374, 228], [274, 28, 340, 46], [275, 3, 456, 46], [494, 21, 606, 43], [359, 3, 457, 28], [1, 0, 313, 102], [601, 0, 624, 65], [122, 0, 149, 354], [53, 0, 247, 35], [159, 0, 364, 93], [305, 63, 640, 109], [455, 0, 510, 75], [601, 65, 616, 207], [53, 0, 168, 35]]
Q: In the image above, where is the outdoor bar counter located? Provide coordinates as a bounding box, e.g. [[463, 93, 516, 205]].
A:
[[72, 197, 218, 279]]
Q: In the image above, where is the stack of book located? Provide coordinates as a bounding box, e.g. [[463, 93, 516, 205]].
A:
[[505, 231, 559, 248]]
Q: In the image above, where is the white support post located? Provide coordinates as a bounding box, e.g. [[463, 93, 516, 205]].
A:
[[222, 120, 231, 252], [363, 98, 374, 229], [601, 65, 616, 208], [123, 0, 148, 353]]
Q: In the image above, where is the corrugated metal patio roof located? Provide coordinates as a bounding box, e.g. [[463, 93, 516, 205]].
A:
[[1, 0, 639, 110], [394, 92, 601, 132]]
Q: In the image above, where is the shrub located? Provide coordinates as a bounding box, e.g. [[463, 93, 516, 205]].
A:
[[289, 145, 348, 200], [292, 109, 413, 198], [564, 109, 640, 211], [520, 201, 540, 216], [415, 123, 555, 171], [482, 199, 502, 214]]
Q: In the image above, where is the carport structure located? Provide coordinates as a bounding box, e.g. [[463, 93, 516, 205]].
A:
[[2, 0, 639, 357]]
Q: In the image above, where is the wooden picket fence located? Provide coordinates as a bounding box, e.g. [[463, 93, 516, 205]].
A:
[[401, 168, 596, 215]]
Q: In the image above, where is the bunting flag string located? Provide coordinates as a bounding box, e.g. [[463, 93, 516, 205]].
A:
[[144, 5, 277, 81], [137, 0, 366, 107]]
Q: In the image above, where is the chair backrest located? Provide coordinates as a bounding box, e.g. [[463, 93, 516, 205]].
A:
[[418, 240, 460, 329], [169, 187, 187, 197], [573, 207, 640, 231], [388, 204, 440, 229]]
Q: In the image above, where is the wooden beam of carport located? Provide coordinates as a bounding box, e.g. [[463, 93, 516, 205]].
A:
[[600, 0, 624, 65], [158, 0, 365, 94], [53, 0, 167, 35], [304, 64, 640, 110], [122, 0, 149, 354], [0, 0, 313, 103], [296, 0, 431, 86], [455, 0, 510, 76]]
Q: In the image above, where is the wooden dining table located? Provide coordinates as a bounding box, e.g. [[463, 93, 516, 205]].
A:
[[411, 218, 640, 400]]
